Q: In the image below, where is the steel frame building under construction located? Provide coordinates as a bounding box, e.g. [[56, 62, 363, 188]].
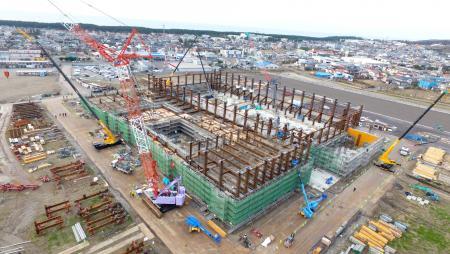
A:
[[81, 71, 364, 230]]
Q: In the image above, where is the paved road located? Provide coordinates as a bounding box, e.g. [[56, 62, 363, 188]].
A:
[[247, 72, 449, 132]]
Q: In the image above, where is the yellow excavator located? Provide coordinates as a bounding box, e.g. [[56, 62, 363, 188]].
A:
[[375, 89, 448, 170], [17, 29, 121, 150]]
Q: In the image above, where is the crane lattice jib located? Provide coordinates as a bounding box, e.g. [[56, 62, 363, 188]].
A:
[[66, 23, 151, 67], [60, 21, 159, 196], [69, 24, 119, 64]]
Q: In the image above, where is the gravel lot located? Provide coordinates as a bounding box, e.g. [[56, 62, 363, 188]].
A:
[[0, 72, 60, 103]]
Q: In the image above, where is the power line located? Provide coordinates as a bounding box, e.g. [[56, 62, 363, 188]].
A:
[[79, 0, 128, 26], [47, 0, 75, 23]]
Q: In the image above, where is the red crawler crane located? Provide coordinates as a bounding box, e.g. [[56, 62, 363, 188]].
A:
[[58, 21, 160, 197]]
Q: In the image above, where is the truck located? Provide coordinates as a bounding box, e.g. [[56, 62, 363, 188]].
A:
[[309, 234, 332, 254], [111, 159, 133, 174], [399, 146, 410, 156]]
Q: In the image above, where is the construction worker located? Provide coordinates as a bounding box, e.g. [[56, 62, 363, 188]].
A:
[[242, 234, 251, 248]]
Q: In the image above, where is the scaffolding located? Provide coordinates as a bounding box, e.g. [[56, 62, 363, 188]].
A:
[[80, 70, 365, 229], [81, 99, 313, 227], [311, 133, 384, 176]]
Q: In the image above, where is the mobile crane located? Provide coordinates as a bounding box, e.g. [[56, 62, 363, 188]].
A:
[[17, 29, 122, 150], [374, 89, 448, 170], [44, 0, 198, 216], [299, 177, 327, 219]]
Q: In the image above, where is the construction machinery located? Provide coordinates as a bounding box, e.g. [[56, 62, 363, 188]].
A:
[[410, 184, 440, 201], [374, 89, 448, 170], [16, 29, 121, 150], [284, 233, 295, 248], [299, 176, 327, 219], [153, 176, 186, 205], [111, 159, 134, 174], [185, 215, 222, 244], [165, 36, 214, 98], [143, 176, 186, 212], [40, 2, 162, 203]]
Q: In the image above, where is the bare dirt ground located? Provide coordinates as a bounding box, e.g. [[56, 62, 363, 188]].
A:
[[248, 165, 395, 254], [39, 94, 419, 254], [42, 96, 251, 254], [327, 144, 450, 254], [0, 100, 163, 254], [328, 175, 450, 254], [0, 74, 60, 103]]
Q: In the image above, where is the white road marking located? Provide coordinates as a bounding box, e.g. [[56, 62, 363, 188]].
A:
[[363, 109, 450, 135]]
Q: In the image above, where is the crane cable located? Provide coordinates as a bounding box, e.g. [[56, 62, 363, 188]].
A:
[[47, 0, 76, 23], [79, 0, 128, 26], [50, 0, 211, 94], [79, 0, 211, 91], [76, 0, 197, 79]]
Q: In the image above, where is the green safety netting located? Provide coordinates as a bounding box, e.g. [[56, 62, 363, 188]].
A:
[[82, 99, 314, 226], [310, 145, 343, 175]]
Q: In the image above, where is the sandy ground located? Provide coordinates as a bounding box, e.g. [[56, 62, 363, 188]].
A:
[[0, 73, 60, 103], [0, 99, 161, 254], [0, 104, 32, 184], [247, 165, 395, 254], [42, 95, 416, 254], [43, 97, 249, 254]]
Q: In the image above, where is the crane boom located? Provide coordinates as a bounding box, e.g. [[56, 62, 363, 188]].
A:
[[40, 1, 160, 196], [17, 29, 121, 149], [376, 89, 448, 170]]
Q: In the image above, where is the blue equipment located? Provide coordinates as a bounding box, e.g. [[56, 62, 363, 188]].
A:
[[185, 215, 221, 244], [299, 175, 327, 219]]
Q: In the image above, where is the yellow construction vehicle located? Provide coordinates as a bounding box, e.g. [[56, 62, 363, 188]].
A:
[[17, 29, 121, 150], [374, 89, 448, 170], [93, 120, 122, 150]]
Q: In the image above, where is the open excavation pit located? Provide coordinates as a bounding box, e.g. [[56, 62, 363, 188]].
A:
[[82, 71, 364, 228]]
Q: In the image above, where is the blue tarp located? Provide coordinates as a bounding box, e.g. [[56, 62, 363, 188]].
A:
[[255, 61, 274, 68], [418, 80, 438, 89], [405, 134, 428, 143], [151, 52, 165, 60], [315, 72, 332, 78]]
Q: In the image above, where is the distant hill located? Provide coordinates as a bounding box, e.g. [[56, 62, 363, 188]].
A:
[[413, 40, 450, 45], [0, 19, 362, 42]]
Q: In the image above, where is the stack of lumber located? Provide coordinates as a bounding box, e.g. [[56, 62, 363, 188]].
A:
[[422, 147, 446, 166], [22, 152, 47, 164], [198, 116, 238, 139], [413, 162, 438, 181], [353, 219, 403, 253], [142, 108, 175, 122]]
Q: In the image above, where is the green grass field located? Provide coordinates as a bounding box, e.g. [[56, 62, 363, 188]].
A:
[[390, 203, 450, 254]]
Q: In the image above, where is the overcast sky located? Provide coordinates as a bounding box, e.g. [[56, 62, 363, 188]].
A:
[[1, 0, 448, 40]]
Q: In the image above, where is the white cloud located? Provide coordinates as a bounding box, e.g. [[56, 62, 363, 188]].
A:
[[0, 0, 448, 40]]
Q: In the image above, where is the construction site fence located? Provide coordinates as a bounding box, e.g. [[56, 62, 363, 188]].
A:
[[81, 98, 314, 227]]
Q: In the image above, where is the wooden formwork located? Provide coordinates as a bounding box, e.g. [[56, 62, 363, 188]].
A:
[[139, 72, 362, 198]]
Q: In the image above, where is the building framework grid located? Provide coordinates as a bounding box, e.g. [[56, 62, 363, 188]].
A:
[[80, 71, 363, 227]]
